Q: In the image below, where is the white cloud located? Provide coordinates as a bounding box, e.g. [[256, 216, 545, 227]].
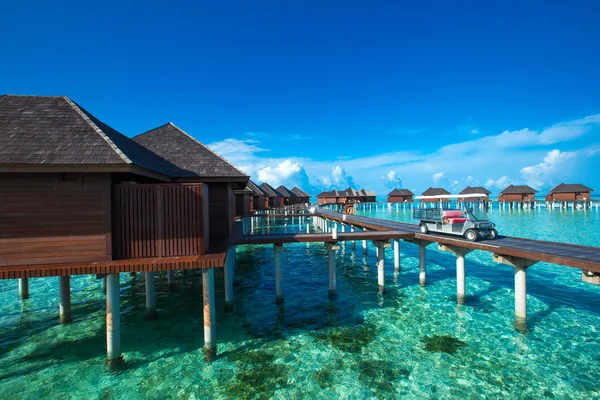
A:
[[485, 176, 513, 191], [256, 159, 312, 190], [520, 149, 578, 189], [207, 138, 268, 165], [382, 170, 403, 189]]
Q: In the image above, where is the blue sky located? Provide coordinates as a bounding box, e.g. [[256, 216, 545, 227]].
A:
[[2, 1, 600, 195]]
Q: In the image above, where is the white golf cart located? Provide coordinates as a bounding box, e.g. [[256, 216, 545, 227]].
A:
[[413, 194, 498, 242]]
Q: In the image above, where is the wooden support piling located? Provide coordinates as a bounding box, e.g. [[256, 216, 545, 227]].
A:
[[224, 247, 234, 312], [326, 242, 340, 297], [145, 271, 157, 319], [59, 275, 72, 323], [439, 244, 474, 304], [374, 240, 391, 294], [274, 243, 284, 304], [18, 278, 29, 300], [106, 273, 123, 367], [202, 268, 217, 361]]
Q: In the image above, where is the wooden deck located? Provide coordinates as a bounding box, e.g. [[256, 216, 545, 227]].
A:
[[0, 241, 227, 280], [315, 208, 600, 272]]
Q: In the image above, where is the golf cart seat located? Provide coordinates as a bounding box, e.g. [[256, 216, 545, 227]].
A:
[[442, 210, 467, 224]]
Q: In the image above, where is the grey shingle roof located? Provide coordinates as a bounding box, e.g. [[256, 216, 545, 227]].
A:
[[361, 189, 377, 196], [317, 189, 339, 198], [247, 180, 266, 196], [422, 187, 451, 196], [0, 95, 168, 175], [133, 122, 248, 180], [291, 187, 310, 198], [500, 185, 538, 194], [276, 185, 296, 197], [259, 183, 283, 197], [549, 183, 594, 193], [388, 189, 414, 196], [459, 186, 492, 195]]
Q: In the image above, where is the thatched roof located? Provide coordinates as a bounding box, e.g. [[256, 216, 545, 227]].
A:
[[291, 187, 310, 198], [549, 183, 594, 193], [276, 185, 296, 198], [500, 185, 538, 194], [0, 95, 168, 175], [259, 183, 283, 197], [422, 187, 451, 196], [247, 180, 266, 196], [388, 189, 414, 196], [133, 122, 248, 180], [459, 186, 492, 195]]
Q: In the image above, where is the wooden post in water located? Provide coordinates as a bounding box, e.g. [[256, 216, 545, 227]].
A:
[[202, 268, 217, 361], [374, 240, 391, 294], [59, 275, 72, 323], [393, 239, 400, 272], [18, 278, 29, 300], [351, 226, 356, 251], [167, 270, 176, 291], [145, 272, 157, 319], [326, 242, 340, 297], [106, 273, 123, 367], [493, 254, 537, 330], [406, 239, 431, 286], [224, 247, 234, 313], [274, 243, 284, 304], [439, 244, 473, 304]]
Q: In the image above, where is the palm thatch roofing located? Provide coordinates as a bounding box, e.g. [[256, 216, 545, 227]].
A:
[[549, 183, 594, 193], [459, 186, 492, 195], [422, 187, 451, 196], [133, 122, 248, 180], [500, 185, 538, 194], [388, 189, 414, 196], [291, 187, 310, 198], [276, 185, 296, 198], [247, 180, 266, 196], [0, 95, 169, 176], [259, 183, 283, 197]]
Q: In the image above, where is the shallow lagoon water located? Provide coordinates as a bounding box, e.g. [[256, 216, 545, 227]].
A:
[[1, 206, 599, 399]]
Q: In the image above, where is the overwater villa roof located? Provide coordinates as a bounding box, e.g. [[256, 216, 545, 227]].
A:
[[291, 187, 310, 198], [276, 185, 296, 198], [500, 185, 538, 194], [316, 189, 339, 198], [343, 187, 362, 197], [422, 187, 451, 196], [388, 189, 414, 196], [459, 186, 492, 195], [133, 122, 248, 181], [549, 183, 594, 193], [361, 189, 377, 196], [247, 180, 266, 196], [0, 95, 170, 178], [259, 183, 283, 197]]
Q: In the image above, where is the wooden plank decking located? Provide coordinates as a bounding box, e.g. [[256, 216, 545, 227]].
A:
[[315, 208, 600, 272]]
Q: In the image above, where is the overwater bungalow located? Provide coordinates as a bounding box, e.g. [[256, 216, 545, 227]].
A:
[[546, 183, 594, 202], [361, 189, 377, 202], [421, 187, 451, 203], [234, 185, 254, 216], [458, 186, 491, 202], [247, 180, 266, 211], [276, 185, 298, 206], [0, 95, 248, 363], [259, 183, 284, 208], [291, 187, 311, 204], [498, 185, 537, 202], [387, 188, 414, 203], [316, 189, 340, 204]]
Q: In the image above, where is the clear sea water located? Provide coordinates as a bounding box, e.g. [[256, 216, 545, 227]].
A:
[[1, 205, 599, 399]]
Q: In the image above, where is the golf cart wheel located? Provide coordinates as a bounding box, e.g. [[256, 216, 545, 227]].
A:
[[486, 229, 498, 240], [465, 229, 478, 242], [419, 223, 429, 234]]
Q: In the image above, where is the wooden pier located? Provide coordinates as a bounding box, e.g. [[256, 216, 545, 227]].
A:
[[227, 206, 600, 333]]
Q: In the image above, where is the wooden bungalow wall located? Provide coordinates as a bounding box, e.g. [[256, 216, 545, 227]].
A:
[[208, 182, 235, 239], [113, 183, 208, 260], [0, 173, 112, 267]]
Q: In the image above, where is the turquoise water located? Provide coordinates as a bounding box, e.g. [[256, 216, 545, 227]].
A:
[[1, 207, 599, 399]]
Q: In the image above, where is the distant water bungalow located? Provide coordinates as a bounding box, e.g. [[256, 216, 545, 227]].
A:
[[387, 189, 414, 203], [259, 183, 284, 208], [546, 183, 594, 203], [497, 185, 537, 208], [291, 187, 311, 204], [458, 186, 491, 202], [247, 180, 266, 212], [316, 187, 377, 205]]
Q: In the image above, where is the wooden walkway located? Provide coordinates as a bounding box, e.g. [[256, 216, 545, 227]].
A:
[[315, 208, 600, 272]]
